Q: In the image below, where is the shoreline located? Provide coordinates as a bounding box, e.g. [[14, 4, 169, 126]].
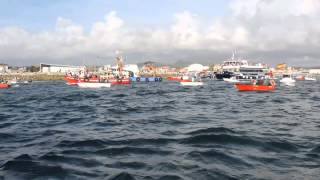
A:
[[0, 73, 65, 81]]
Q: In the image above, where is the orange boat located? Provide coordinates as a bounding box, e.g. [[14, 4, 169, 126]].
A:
[[179, 79, 192, 82], [0, 83, 11, 89], [167, 76, 182, 81], [235, 80, 276, 91], [64, 76, 78, 85]]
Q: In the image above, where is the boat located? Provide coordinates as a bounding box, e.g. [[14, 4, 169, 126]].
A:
[[167, 76, 182, 81], [215, 71, 235, 80], [0, 83, 11, 89], [108, 55, 132, 85], [280, 74, 296, 86], [180, 81, 204, 86], [179, 75, 204, 86], [223, 76, 240, 83], [64, 76, 79, 85], [235, 79, 276, 91], [130, 77, 162, 82], [295, 75, 305, 81], [77, 82, 111, 88], [10, 78, 18, 84], [23, 80, 32, 84], [305, 76, 317, 81], [110, 78, 130, 85], [216, 52, 268, 80]]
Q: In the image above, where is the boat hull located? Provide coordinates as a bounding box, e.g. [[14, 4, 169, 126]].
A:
[[0, 83, 11, 89], [167, 77, 182, 81], [235, 84, 275, 91], [305, 77, 316, 81], [78, 82, 111, 88], [223, 78, 240, 83], [110, 79, 130, 85], [280, 78, 296, 86], [180, 82, 204, 86], [215, 72, 234, 80], [64, 77, 78, 85], [130, 77, 162, 82]]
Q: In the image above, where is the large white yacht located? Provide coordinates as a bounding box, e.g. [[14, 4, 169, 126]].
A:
[[217, 52, 268, 80]]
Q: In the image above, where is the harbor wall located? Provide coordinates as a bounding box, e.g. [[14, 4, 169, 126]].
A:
[[0, 73, 65, 81]]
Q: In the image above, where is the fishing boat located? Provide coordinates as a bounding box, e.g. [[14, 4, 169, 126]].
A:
[[64, 76, 79, 85], [0, 83, 11, 89], [77, 82, 111, 88], [179, 74, 204, 86], [235, 79, 276, 91], [280, 74, 296, 86], [109, 55, 131, 85]]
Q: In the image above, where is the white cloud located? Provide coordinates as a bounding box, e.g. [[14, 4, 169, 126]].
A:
[[171, 11, 201, 49], [1, 1, 320, 66]]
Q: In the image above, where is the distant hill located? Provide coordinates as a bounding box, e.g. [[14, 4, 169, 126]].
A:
[[136, 59, 213, 68], [171, 60, 191, 68], [137, 61, 164, 67]]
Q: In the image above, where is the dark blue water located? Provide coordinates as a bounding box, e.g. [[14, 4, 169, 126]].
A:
[[0, 81, 319, 180]]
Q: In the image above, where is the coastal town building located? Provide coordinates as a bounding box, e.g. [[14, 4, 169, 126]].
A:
[[187, 64, 205, 72], [0, 64, 9, 73], [40, 63, 85, 73], [309, 69, 320, 74]]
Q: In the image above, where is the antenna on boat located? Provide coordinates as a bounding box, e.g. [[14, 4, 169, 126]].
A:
[[232, 50, 237, 60]]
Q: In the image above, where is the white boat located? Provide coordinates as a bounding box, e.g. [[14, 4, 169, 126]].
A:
[[180, 81, 204, 86], [23, 80, 32, 84], [305, 76, 316, 81], [223, 77, 240, 83], [9, 80, 17, 85], [78, 82, 111, 88], [10, 78, 18, 84], [280, 75, 296, 86]]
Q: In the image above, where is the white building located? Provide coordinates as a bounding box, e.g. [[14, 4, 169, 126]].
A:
[[0, 64, 9, 73], [187, 64, 204, 72], [309, 69, 320, 74], [40, 63, 85, 73]]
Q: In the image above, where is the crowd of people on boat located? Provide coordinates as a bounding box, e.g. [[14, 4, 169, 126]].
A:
[[65, 68, 132, 83]]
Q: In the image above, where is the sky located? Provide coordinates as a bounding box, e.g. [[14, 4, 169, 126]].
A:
[[0, 0, 320, 66]]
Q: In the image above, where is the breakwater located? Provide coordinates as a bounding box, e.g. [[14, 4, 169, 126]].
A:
[[0, 73, 65, 81]]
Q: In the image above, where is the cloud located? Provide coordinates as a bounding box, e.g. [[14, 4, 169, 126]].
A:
[[1, 1, 320, 66]]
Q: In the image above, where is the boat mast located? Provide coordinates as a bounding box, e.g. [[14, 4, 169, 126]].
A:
[[116, 55, 124, 77]]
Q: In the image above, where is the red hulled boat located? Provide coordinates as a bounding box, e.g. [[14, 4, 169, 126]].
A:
[[0, 83, 11, 89], [235, 80, 276, 91], [167, 76, 182, 81], [64, 76, 79, 85]]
